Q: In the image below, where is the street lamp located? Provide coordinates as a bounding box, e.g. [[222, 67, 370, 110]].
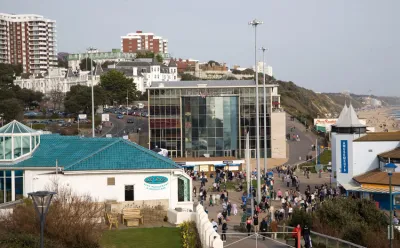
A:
[[260, 47, 268, 176], [28, 191, 57, 248], [384, 162, 397, 248], [249, 18, 263, 203], [87, 47, 97, 137]]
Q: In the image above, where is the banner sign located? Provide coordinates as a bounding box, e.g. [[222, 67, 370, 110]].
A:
[[341, 140, 348, 174], [144, 176, 168, 190]]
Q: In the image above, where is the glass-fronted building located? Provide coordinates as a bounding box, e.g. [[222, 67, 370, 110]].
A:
[[148, 80, 282, 159]]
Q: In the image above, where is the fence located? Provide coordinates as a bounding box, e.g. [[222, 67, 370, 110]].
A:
[[278, 225, 366, 248], [195, 204, 224, 248]]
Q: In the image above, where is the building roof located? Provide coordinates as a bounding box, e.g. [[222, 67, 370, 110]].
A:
[[353, 169, 400, 186], [173, 156, 237, 163], [0, 120, 38, 134], [0, 135, 180, 171], [378, 147, 400, 159], [150, 80, 278, 88], [168, 59, 177, 67], [354, 131, 400, 142], [335, 103, 364, 127]]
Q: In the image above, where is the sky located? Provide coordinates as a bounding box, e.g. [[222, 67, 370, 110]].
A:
[[2, 0, 399, 96]]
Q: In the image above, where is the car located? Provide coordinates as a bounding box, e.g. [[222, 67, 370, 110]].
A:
[[127, 118, 134, 124], [117, 114, 124, 119]]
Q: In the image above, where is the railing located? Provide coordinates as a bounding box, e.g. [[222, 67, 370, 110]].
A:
[[0, 199, 24, 209], [279, 225, 366, 248]]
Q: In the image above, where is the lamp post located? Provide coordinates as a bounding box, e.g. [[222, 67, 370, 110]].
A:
[[384, 163, 398, 248], [28, 191, 56, 248], [260, 47, 268, 176], [87, 47, 96, 137], [249, 18, 263, 203]]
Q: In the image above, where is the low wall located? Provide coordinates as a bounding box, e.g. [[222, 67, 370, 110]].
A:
[[167, 209, 196, 225], [195, 204, 223, 248]]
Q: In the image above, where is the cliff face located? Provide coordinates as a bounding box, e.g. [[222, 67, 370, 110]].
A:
[[275, 80, 399, 123]]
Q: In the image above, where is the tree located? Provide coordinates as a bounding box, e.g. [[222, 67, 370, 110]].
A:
[[101, 60, 115, 69], [79, 58, 96, 71], [64, 85, 107, 114], [180, 73, 200, 81], [49, 83, 65, 109], [100, 70, 138, 105], [0, 98, 24, 122], [136, 51, 155, 59], [207, 60, 220, 66], [156, 53, 163, 63]]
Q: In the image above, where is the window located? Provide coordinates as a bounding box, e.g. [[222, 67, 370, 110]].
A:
[[125, 185, 134, 201], [107, 177, 115, 186]]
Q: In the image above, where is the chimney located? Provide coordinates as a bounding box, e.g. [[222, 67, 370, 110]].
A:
[[133, 67, 138, 76], [186, 59, 189, 63], [179, 58, 182, 62], [136, 30, 142, 33]]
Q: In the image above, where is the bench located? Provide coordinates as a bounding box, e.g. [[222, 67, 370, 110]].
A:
[[122, 208, 144, 227]]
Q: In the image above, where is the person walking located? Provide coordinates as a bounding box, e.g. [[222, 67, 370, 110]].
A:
[[232, 203, 238, 216], [193, 186, 197, 198], [227, 201, 232, 216], [303, 224, 311, 248], [211, 219, 218, 233], [253, 214, 259, 233], [271, 219, 278, 239], [246, 217, 252, 236], [292, 224, 301, 247], [221, 219, 228, 242], [260, 217, 268, 240]]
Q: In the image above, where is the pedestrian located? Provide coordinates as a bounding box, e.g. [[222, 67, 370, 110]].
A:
[[217, 212, 223, 225], [193, 186, 197, 197], [303, 224, 311, 248], [232, 203, 238, 216], [221, 219, 228, 242], [211, 219, 218, 233], [246, 217, 252, 236], [227, 201, 232, 216], [209, 195, 214, 207], [292, 224, 301, 247], [253, 214, 259, 233], [260, 217, 268, 240], [271, 219, 278, 239]]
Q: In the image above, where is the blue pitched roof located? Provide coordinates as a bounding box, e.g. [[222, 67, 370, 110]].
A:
[[1, 134, 180, 171]]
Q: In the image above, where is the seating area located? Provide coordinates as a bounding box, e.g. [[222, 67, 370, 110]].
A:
[[105, 205, 168, 229]]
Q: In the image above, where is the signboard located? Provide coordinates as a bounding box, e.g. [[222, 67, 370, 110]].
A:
[[102, 114, 110, 122], [223, 160, 233, 164], [314, 119, 337, 125], [78, 114, 87, 120], [106, 134, 112, 138], [144, 176, 168, 190], [340, 140, 348, 174]]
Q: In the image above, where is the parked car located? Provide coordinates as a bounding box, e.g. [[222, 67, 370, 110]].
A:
[[127, 118, 134, 124], [117, 114, 124, 119]]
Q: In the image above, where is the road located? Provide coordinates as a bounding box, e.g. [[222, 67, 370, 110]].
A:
[[285, 115, 318, 165], [104, 114, 149, 147]]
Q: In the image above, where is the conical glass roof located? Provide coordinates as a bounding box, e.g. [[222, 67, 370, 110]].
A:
[[0, 120, 38, 134]]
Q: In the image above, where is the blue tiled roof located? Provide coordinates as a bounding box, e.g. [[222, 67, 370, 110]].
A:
[[2, 134, 180, 171]]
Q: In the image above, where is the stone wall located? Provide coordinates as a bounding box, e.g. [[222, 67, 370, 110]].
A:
[[107, 199, 169, 214]]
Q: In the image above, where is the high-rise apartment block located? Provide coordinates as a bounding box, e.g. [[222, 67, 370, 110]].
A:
[[0, 13, 57, 74], [121, 31, 168, 54]]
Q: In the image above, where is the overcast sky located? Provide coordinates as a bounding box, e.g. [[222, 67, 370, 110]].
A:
[[2, 0, 399, 96]]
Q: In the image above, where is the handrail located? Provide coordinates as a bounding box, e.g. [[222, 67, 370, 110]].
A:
[[0, 199, 24, 209], [279, 225, 366, 248]]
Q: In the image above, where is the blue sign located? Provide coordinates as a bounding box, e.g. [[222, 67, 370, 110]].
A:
[[144, 176, 168, 185], [340, 140, 348, 174]]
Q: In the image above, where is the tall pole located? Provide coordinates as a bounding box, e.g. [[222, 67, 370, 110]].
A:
[[40, 215, 44, 248], [261, 47, 267, 176], [390, 173, 393, 248], [89, 48, 95, 137], [249, 19, 263, 203]]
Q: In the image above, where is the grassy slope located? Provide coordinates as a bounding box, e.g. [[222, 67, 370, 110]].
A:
[[101, 227, 182, 248]]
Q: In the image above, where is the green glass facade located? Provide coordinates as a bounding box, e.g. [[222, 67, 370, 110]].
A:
[[149, 86, 272, 158]]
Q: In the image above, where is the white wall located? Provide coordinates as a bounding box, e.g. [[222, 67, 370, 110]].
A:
[[353, 141, 399, 177], [271, 112, 287, 158], [333, 133, 358, 186], [24, 169, 192, 211]]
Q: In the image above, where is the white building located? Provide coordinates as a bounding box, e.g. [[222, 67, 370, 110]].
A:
[[107, 58, 178, 92], [253, 62, 273, 77], [13, 67, 100, 95], [0, 121, 193, 212], [0, 13, 57, 74]]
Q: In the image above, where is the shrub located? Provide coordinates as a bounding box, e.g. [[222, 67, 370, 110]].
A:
[[179, 221, 201, 248], [289, 209, 313, 228], [0, 178, 104, 248]]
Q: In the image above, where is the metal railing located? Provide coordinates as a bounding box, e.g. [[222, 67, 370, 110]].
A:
[[279, 225, 366, 248]]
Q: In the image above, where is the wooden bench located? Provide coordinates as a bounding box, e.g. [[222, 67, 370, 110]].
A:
[[122, 208, 144, 227]]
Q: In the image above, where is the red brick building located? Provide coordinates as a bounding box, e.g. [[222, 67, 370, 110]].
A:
[[121, 31, 168, 54], [0, 13, 57, 74]]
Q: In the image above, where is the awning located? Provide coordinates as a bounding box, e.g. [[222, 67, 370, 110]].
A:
[[342, 183, 400, 194]]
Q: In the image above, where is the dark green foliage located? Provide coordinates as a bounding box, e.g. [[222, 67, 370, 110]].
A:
[[79, 58, 96, 71], [0, 232, 66, 248], [180, 73, 200, 81], [289, 209, 313, 228], [64, 85, 107, 114], [100, 70, 139, 105]]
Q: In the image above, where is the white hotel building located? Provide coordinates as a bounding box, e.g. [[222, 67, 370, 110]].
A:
[[0, 13, 57, 74]]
